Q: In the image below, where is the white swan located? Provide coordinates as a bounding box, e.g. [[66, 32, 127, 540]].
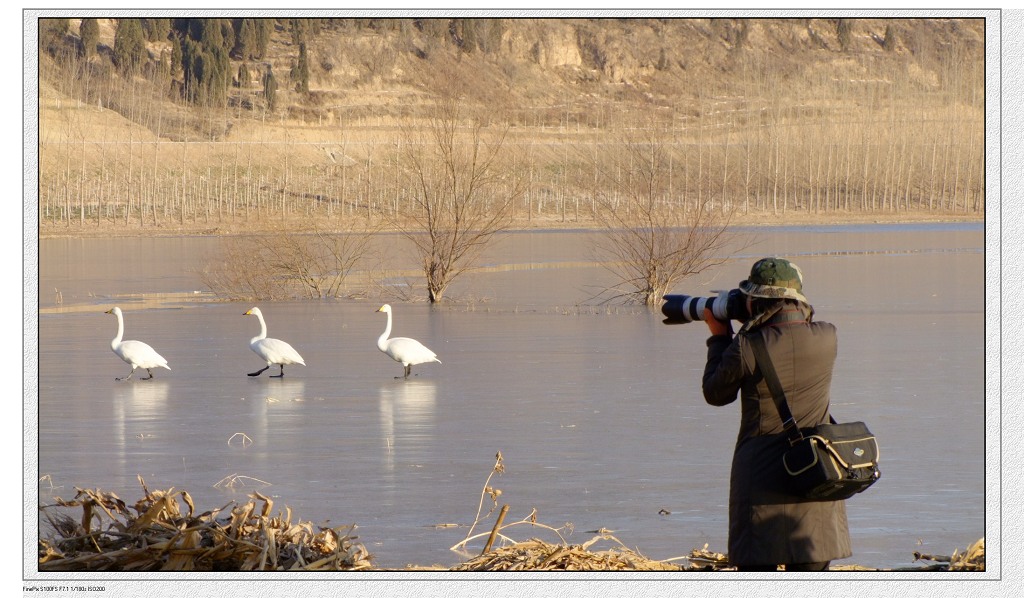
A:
[[376, 304, 441, 379], [244, 306, 306, 377], [105, 306, 170, 381]]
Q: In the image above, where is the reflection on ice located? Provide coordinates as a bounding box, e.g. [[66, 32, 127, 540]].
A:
[[378, 380, 437, 472], [258, 379, 307, 406], [109, 380, 170, 474], [112, 380, 170, 438], [247, 379, 306, 448]]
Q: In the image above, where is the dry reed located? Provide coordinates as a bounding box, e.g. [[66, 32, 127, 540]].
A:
[[38, 476, 373, 571], [451, 534, 685, 572], [36, 474, 984, 572]]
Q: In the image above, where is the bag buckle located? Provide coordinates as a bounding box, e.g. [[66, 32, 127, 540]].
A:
[[782, 418, 803, 446]]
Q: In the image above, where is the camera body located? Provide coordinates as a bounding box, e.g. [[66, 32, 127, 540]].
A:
[[661, 289, 750, 325]]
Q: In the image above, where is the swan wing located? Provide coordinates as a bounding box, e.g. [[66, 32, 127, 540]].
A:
[[117, 340, 170, 370], [251, 337, 306, 366], [384, 337, 439, 366]]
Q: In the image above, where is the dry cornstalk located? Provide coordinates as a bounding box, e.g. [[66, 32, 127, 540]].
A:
[[452, 535, 683, 572], [482, 504, 510, 554], [38, 477, 373, 571], [452, 452, 576, 556], [450, 507, 572, 554], [213, 473, 272, 490], [684, 543, 730, 570], [914, 537, 985, 572], [460, 451, 505, 546]]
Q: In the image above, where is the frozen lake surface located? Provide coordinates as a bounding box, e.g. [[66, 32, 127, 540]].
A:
[[34, 223, 985, 570]]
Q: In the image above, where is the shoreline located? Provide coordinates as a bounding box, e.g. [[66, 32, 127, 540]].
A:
[[36, 211, 984, 240]]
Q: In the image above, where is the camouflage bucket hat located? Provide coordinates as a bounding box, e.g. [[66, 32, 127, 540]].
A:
[[738, 257, 809, 303]]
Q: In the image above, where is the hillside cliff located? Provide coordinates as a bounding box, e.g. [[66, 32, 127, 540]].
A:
[[37, 16, 987, 234]]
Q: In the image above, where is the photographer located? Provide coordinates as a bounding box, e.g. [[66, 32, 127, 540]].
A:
[[701, 257, 851, 572]]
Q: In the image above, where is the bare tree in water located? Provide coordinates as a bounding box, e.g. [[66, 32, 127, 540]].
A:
[[586, 116, 740, 305], [200, 224, 375, 300], [393, 91, 527, 303]]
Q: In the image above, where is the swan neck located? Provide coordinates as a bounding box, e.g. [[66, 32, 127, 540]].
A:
[[111, 310, 124, 347], [377, 309, 392, 350], [253, 312, 268, 341]]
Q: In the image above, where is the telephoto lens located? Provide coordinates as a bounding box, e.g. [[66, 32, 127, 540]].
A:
[[661, 294, 718, 324], [661, 289, 749, 325]]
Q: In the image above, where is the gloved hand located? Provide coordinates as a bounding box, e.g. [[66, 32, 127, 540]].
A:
[[704, 308, 733, 336]]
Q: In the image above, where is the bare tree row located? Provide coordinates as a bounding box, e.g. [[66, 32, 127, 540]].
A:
[[39, 108, 984, 231]]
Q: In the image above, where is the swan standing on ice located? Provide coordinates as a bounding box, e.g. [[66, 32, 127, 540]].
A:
[[376, 304, 441, 379], [105, 306, 170, 381], [244, 306, 306, 377]]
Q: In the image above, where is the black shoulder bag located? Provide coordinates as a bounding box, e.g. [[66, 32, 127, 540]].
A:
[[748, 331, 881, 501]]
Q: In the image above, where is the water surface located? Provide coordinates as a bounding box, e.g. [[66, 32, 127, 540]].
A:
[[35, 224, 986, 570]]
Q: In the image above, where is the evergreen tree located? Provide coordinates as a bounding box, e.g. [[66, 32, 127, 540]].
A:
[[234, 18, 257, 60], [263, 66, 278, 112], [233, 19, 272, 60], [141, 18, 171, 42], [253, 19, 273, 59], [186, 18, 231, 52], [656, 47, 670, 71], [42, 18, 70, 38], [837, 19, 853, 52], [113, 18, 147, 75], [205, 43, 231, 105], [174, 18, 233, 106], [186, 18, 207, 43], [156, 49, 172, 81], [39, 18, 69, 52], [79, 18, 99, 59], [181, 37, 202, 104], [171, 36, 183, 76], [218, 19, 235, 54], [199, 18, 223, 48], [292, 42, 310, 94], [882, 24, 897, 52], [290, 18, 307, 46]]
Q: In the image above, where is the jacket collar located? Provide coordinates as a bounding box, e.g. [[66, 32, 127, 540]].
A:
[[740, 302, 813, 333]]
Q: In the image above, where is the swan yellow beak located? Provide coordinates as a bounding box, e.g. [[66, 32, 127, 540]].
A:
[[244, 309, 253, 315]]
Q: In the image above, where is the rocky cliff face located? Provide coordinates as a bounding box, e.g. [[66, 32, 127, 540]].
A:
[[54, 17, 985, 130], [246, 17, 985, 123]]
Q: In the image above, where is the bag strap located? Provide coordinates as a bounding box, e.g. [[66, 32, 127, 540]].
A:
[[746, 331, 806, 446]]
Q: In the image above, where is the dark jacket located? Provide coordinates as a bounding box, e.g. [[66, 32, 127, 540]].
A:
[[703, 306, 852, 567]]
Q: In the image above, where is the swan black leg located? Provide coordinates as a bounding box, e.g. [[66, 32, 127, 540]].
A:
[[142, 369, 154, 380], [248, 365, 270, 377], [116, 367, 136, 381], [271, 364, 285, 378]]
